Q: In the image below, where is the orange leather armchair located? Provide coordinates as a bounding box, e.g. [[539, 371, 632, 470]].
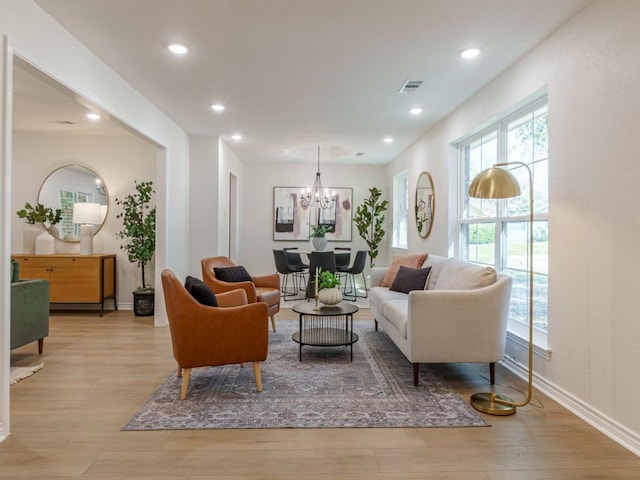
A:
[[201, 256, 281, 332], [161, 269, 269, 400]]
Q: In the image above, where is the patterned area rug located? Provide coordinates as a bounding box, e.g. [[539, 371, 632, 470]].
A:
[[123, 321, 487, 430]]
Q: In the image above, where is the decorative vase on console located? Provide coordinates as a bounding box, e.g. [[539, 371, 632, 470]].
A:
[[16, 202, 62, 254], [22, 224, 44, 254], [35, 229, 55, 255]]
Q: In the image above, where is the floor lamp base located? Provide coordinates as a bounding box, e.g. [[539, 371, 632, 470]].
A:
[[470, 392, 517, 416]]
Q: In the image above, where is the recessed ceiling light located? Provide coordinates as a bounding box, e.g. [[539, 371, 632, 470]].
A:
[[383, 137, 394, 144], [168, 43, 188, 55], [409, 107, 423, 115], [460, 48, 481, 59], [211, 104, 225, 112], [86, 113, 101, 120], [231, 134, 242, 141]]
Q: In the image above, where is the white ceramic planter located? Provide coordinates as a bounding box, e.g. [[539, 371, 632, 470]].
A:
[[318, 287, 342, 306], [312, 237, 328, 251]]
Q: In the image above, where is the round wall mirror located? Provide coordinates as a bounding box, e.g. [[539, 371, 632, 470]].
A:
[[415, 171, 435, 238], [38, 165, 108, 242]]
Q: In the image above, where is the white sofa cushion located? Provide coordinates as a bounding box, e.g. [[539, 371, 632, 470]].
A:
[[435, 259, 496, 290], [369, 286, 408, 312], [422, 255, 450, 290], [382, 299, 409, 339]]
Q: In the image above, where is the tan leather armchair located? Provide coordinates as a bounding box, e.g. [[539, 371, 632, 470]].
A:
[[201, 256, 281, 332], [161, 269, 269, 400]]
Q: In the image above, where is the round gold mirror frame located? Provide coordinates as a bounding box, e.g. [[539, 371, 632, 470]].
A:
[[415, 171, 435, 239], [37, 165, 108, 243]]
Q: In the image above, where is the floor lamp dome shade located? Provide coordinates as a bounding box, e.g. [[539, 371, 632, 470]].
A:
[[468, 166, 521, 199], [467, 161, 534, 416]]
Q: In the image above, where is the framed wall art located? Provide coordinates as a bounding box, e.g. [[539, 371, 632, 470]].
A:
[[273, 186, 352, 241]]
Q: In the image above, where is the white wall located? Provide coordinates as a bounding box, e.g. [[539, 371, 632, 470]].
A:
[[384, 0, 640, 454], [0, 0, 191, 439], [240, 162, 388, 275], [218, 139, 244, 260], [11, 132, 156, 307], [188, 135, 219, 276]]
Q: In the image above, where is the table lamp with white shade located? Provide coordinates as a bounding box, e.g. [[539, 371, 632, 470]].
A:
[[73, 202, 101, 255]]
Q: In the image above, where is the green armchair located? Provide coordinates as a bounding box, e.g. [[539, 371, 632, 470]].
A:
[[10, 259, 49, 354]]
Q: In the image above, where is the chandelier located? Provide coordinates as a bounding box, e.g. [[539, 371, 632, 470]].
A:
[[299, 145, 336, 210]]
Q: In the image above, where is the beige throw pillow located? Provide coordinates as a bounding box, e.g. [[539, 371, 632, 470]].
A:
[[381, 254, 428, 287]]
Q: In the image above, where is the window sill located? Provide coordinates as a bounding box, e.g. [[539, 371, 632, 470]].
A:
[[506, 329, 551, 361]]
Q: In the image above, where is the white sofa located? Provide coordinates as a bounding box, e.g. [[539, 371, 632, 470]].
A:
[[369, 254, 512, 386]]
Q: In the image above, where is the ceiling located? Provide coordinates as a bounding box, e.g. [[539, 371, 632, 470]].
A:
[[15, 0, 591, 165]]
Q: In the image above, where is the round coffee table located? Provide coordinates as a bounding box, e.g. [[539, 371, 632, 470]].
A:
[[292, 301, 359, 361]]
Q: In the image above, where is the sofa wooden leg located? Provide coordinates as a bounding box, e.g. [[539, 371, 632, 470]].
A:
[[38, 338, 44, 355], [413, 363, 419, 386], [490, 362, 496, 385], [374, 319, 378, 331], [270, 315, 276, 333]]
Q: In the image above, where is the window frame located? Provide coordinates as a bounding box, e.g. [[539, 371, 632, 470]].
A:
[[457, 96, 549, 347]]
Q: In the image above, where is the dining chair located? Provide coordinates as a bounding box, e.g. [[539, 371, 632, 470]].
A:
[[273, 249, 306, 300], [342, 250, 368, 300], [306, 251, 337, 299], [334, 247, 351, 273]]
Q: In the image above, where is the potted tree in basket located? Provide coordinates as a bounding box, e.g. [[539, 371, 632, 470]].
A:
[[354, 187, 389, 267], [115, 181, 156, 316]]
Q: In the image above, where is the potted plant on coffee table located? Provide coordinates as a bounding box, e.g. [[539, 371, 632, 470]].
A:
[[115, 181, 156, 316], [315, 267, 342, 306]]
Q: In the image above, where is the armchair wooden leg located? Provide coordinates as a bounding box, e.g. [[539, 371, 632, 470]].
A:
[[37, 338, 44, 355], [180, 368, 191, 400], [413, 363, 419, 386], [270, 315, 276, 333], [253, 362, 263, 392], [177, 366, 182, 377]]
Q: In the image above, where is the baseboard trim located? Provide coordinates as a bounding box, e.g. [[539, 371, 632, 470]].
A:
[[501, 356, 640, 457]]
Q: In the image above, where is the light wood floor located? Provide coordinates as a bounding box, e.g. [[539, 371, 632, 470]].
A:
[[3, 308, 640, 479]]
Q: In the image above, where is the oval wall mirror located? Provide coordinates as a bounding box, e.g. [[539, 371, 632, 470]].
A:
[[38, 165, 108, 242], [415, 171, 435, 239]]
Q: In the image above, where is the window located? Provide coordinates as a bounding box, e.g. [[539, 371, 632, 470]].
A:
[[60, 190, 93, 236], [459, 99, 549, 336], [392, 171, 409, 249]]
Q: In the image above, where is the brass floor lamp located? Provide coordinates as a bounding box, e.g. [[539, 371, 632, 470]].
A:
[[468, 161, 534, 416]]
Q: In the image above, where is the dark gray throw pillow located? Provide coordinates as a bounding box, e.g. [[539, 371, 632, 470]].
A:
[[185, 275, 218, 307], [214, 265, 252, 283], [389, 265, 432, 294]]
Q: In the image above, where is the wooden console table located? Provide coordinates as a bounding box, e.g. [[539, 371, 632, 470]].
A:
[[11, 254, 117, 316]]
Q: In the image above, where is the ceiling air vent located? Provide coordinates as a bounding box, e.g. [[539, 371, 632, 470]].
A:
[[398, 80, 423, 94], [48, 120, 75, 125]]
